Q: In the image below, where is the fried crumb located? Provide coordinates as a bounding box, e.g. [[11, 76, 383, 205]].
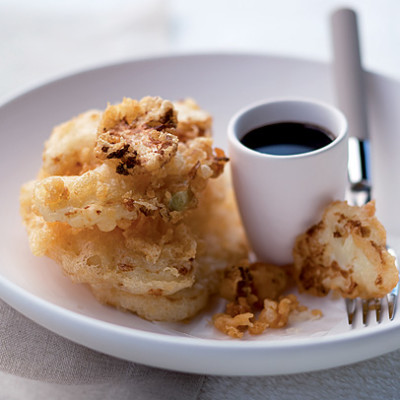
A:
[[212, 312, 254, 339], [213, 263, 322, 338]]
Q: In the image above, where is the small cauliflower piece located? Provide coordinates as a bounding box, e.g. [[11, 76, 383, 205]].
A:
[[293, 200, 399, 299], [95, 97, 179, 175], [173, 98, 212, 142]]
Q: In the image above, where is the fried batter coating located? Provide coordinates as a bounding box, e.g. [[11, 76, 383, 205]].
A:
[[40, 110, 102, 177], [95, 97, 179, 175], [219, 262, 288, 306], [20, 96, 248, 321], [91, 266, 218, 322], [29, 98, 228, 232], [213, 312, 254, 339], [19, 207, 196, 295], [213, 263, 320, 338], [293, 200, 399, 299], [174, 98, 212, 142], [32, 164, 140, 232], [220, 262, 290, 314], [21, 176, 246, 319], [248, 295, 300, 334], [213, 294, 311, 339]]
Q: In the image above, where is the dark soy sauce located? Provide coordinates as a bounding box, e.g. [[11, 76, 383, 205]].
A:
[[240, 122, 334, 156]]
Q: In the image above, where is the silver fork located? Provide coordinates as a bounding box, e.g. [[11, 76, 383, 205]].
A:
[[332, 9, 400, 326], [345, 271, 399, 325], [345, 138, 399, 325]]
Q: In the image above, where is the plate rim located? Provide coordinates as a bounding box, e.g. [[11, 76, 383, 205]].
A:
[[1, 50, 397, 110]]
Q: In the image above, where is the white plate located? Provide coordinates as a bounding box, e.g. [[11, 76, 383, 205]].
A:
[[1, 53, 400, 376]]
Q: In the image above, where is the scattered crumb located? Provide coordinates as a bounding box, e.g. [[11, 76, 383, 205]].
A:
[[213, 262, 322, 338]]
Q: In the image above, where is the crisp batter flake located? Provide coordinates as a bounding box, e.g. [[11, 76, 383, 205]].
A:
[[212, 262, 321, 338]]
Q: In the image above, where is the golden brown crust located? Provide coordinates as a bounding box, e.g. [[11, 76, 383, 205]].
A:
[[293, 200, 399, 299], [40, 110, 102, 178], [28, 98, 229, 232], [20, 96, 248, 322], [95, 97, 179, 175], [173, 98, 213, 142], [89, 267, 218, 322]]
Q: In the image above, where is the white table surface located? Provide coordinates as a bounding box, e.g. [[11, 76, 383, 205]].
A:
[[1, 0, 400, 399]]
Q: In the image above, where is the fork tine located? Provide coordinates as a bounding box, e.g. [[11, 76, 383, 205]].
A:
[[346, 298, 357, 324], [361, 299, 369, 325], [388, 283, 399, 320], [387, 248, 399, 320], [388, 295, 396, 320], [347, 297, 386, 326], [373, 298, 382, 323]]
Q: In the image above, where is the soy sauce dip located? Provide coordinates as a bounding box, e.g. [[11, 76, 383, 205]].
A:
[[240, 121, 335, 156]]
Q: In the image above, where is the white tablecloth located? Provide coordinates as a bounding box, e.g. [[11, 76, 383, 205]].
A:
[[1, 0, 400, 398]]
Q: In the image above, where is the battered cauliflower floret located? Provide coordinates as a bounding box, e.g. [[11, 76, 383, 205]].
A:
[[293, 200, 399, 299], [20, 96, 249, 322], [26, 98, 229, 232]]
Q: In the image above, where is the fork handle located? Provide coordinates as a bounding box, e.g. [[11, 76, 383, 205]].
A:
[[348, 137, 371, 206], [331, 8, 369, 141]]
